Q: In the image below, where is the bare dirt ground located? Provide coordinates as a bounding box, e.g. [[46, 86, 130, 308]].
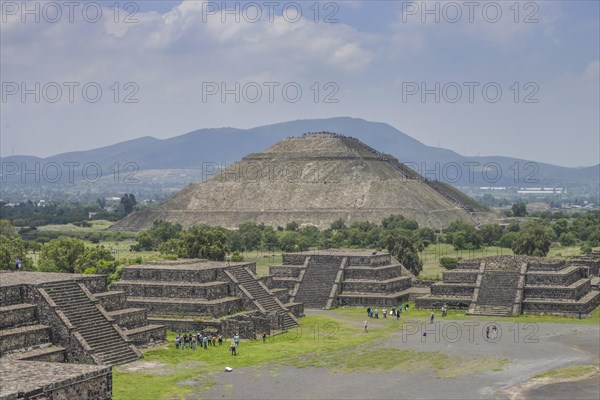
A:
[[189, 311, 599, 400]]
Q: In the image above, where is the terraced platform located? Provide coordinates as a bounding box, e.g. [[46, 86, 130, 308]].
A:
[[269, 250, 417, 309], [112, 259, 301, 337], [416, 255, 600, 316]]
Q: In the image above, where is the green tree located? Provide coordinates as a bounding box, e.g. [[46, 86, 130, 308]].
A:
[[479, 224, 503, 246], [512, 221, 554, 256], [74, 245, 117, 275], [0, 220, 17, 237], [285, 221, 299, 231], [498, 231, 518, 249], [261, 227, 279, 251], [444, 220, 482, 250], [511, 202, 528, 217], [386, 233, 423, 275], [134, 220, 182, 251], [0, 235, 33, 270], [120, 193, 137, 216], [161, 225, 228, 260], [330, 219, 347, 231], [38, 238, 87, 273], [238, 222, 262, 251], [382, 214, 419, 231], [279, 231, 300, 252]]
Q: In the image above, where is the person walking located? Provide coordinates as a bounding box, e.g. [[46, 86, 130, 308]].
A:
[[262, 333, 267, 343], [218, 334, 223, 346], [383, 307, 387, 319], [364, 320, 368, 333], [429, 312, 434, 324]]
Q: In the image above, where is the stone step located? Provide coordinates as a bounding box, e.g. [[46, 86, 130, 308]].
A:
[[0, 324, 51, 354], [5, 345, 66, 363], [0, 303, 37, 329], [109, 308, 147, 329]]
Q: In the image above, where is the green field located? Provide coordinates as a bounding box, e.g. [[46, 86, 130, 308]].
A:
[[112, 309, 509, 400]]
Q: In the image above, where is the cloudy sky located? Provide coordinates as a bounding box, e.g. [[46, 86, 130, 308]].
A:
[[1, 0, 598, 167]]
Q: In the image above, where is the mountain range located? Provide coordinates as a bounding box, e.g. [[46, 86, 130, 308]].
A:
[[2, 117, 598, 189]]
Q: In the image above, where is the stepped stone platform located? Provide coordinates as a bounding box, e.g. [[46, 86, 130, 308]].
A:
[[0, 270, 165, 399], [416, 255, 600, 316], [0, 359, 111, 400], [268, 249, 419, 309], [111, 259, 301, 338]]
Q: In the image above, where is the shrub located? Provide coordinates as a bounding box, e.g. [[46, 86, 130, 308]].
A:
[[439, 257, 462, 270]]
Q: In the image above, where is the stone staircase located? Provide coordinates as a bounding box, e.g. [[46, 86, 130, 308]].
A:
[[227, 265, 298, 331], [469, 271, 520, 317], [295, 259, 342, 309], [42, 281, 139, 366]]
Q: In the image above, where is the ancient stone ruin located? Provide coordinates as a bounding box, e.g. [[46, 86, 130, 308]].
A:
[[416, 255, 600, 316], [111, 259, 302, 338], [268, 250, 422, 309], [0, 271, 165, 399], [111, 132, 493, 231]]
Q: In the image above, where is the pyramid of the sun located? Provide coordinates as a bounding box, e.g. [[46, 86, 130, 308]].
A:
[[112, 132, 492, 231]]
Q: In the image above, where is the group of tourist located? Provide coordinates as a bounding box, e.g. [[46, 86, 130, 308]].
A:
[[174, 332, 246, 355], [175, 332, 222, 350], [367, 304, 409, 320], [364, 304, 410, 331]]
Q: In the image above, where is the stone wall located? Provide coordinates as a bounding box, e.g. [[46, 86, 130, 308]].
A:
[[286, 302, 304, 317], [270, 278, 298, 290], [0, 285, 23, 307], [121, 267, 225, 283], [110, 309, 147, 329], [126, 297, 243, 317], [527, 260, 567, 272], [338, 294, 409, 307], [77, 276, 108, 293], [94, 291, 127, 312], [430, 283, 476, 296], [282, 254, 307, 265], [269, 265, 303, 277], [111, 281, 232, 300], [0, 304, 36, 329], [0, 361, 112, 400], [147, 317, 219, 334], [341, 276, 411, 293], [526, 267, 583, 286], [271, 288, 290, 304], [347, 254, 391, 266], [524, 280, 591, 300], [343, 265, 402, 280], [442, 271, 478, 283]]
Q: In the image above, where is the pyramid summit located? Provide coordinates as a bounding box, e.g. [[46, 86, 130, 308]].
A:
[[111, 132, 492, 231]]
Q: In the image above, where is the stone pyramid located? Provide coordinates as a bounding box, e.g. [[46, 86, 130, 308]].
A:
[[112, 132, 492, 231]]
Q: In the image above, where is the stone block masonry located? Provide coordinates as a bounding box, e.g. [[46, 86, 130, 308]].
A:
[[416, 255, 600, 317], [270, 250, 420, 309], [112, 259, 300, 338]]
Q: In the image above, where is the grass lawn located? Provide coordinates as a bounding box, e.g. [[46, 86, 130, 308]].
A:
[[113, 311, 509, 400], [332, 303, 600, 326], [237, 250, 283, 276], [36, 219, 116, 232], [418, 244, 595, 280], [533, 365, 599, 380], [419, 244, 514, 279]]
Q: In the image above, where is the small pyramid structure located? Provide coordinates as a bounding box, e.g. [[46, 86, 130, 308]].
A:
[[112, 132, 492, 231]]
